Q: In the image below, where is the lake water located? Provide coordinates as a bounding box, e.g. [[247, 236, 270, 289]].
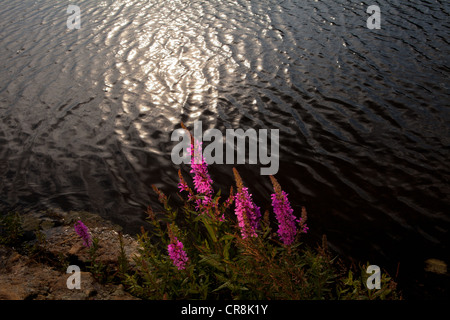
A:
[[0, 0, 449, 298]]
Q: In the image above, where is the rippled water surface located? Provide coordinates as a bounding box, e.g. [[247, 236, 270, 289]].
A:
[[1, 0, 449, 297]]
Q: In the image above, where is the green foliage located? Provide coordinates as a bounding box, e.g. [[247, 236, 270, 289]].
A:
[[0, 212, 24, 246], [336, 263, 401, 300], [117, 231, 130, 280], [87, 237, 110, 283], [121, 171, 401, 300], [27, 227, 48, 260]]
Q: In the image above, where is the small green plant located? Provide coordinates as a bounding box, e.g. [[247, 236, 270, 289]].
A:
[[27, 227, 48, 260], [86, 237, 105, 282], [73, 219, 109, 283], [0, 212, 24, 246], [117, 231, 130, 280], [336, 263, 401, 300]]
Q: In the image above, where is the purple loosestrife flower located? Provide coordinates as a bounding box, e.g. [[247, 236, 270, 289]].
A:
[[233, 168, 261, 239], [235, 187, 261, 238], [182, 140, 216, 214], [188, 141, 214, 196], [271, 191, 297, 246], [178, 122, 213, 196], [74, 220, 92, 248], [178, 124, 215, 213], [270, 175, 308, 246], [178, 180, 189, 193], [168, 237, 189, 270]]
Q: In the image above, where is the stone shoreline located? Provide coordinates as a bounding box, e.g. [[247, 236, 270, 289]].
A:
[[0, 209, 141, 300], [1, 209, 448, 300]]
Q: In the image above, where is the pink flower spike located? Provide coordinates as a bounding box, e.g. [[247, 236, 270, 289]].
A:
[[168, 237, 189, 270], [187, 140, 214, 212], [271, 191, 297, 246], [234, 187, 261, 239], [74, 220, 92, 248]]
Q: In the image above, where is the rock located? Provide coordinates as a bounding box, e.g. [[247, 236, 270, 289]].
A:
[[0, 210, 141, 300], [45, 225, 140, 269], [0, 244, 140, 300], [68, 243, 84, 256], [425, 259, 447, 275], [0, 245, 61, 300]]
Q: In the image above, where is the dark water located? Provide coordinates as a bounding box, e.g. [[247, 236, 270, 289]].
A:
[[0, 0, 449, 298]]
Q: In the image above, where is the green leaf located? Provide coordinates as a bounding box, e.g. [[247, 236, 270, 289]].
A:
[[201, 216, 217, 243], [223, 239, 232, 261], [220, 234, 235, 242], [212, 281, 231, 292], [199, 254, 225, 272]]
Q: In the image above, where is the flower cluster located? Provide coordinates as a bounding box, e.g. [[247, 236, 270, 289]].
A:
[[235, 186, 261, 238], [270, 175, 308, 246], [174, 123, 308, 273], [168, 237, 189, 270], [178, 180, 189, 193], [233, 168, 261, 238], [74, 220, 92, 248], [178, 139, 216, 213], [188, 141, 214, 195], [271, 191, 297, 246]]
